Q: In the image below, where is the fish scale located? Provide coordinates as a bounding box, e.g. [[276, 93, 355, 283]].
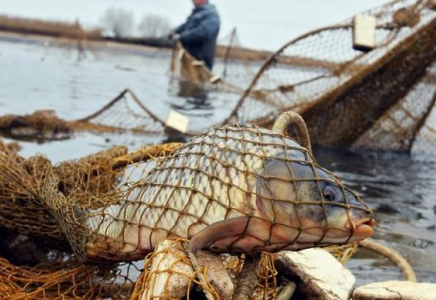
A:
[[84, 125, 373, 260]]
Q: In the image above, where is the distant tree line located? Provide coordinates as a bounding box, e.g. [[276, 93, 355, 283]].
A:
[[0, 14, 101, 39], [99, 8, 171, 39]]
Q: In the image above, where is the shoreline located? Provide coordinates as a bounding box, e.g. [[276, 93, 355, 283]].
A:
[[0, 29, 273, 62], [0, 30, 167, 55]]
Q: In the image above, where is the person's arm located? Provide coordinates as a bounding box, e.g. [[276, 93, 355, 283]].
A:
[[179, 14, 219, 43], [174, 22, 187, 34]]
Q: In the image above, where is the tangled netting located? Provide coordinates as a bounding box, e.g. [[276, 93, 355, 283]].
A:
[[0, 118, 375, 299], [61, 124, 373, 262], [0, 140, 180, 299], [224, 0, 436, 153], [0, 109, 72, 141], [56, 0, 435, 154], [1, 1, 435, 153]]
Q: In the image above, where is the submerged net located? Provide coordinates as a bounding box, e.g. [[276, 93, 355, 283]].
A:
[[0, 120, 372, 298]]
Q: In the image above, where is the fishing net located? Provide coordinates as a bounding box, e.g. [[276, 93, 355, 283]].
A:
[[70, 89, 166, 136], [2, 1, 435, 152], [0, 144, 130, 247], [230, 0, 436, 152], [0, 138, 20, 154], [60, 0, 436, 153], [0, 109, 72, 141], [353, 60, 436, 152], [0, 143, 181, 299], [170, 28, 257, 91], [0, 116, 373, 298], [51, 124, 372, 263], [0, 257, 139, 299]]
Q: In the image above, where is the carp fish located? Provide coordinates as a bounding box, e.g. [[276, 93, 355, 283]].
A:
[[84, 125, 374, 260]]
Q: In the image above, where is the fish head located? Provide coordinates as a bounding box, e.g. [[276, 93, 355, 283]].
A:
[[190, 154, 375, 254], [189, 142, 374, 254], [254, 156, 375, 251]]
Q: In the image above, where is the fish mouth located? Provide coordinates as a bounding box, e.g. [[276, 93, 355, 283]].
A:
[[347, 217, 376, 241]]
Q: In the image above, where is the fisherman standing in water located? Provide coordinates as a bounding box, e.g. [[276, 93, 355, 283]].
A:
[[170, 0, 220, 70]]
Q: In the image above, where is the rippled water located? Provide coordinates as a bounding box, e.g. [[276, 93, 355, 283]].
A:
[[315, 148, 436, 284], [1, 37, 435, 285]]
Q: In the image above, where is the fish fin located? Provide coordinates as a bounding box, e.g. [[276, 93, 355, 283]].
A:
[[188, 217, 250, 253]]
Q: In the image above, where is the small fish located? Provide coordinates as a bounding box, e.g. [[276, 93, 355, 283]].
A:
[[84, 125, 374, 260]]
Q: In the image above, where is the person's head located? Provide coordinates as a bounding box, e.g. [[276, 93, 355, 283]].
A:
[[192, 0, 208, 7]]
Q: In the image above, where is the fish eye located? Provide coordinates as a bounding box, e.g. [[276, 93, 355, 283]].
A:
[[322, 186, 336, 201]]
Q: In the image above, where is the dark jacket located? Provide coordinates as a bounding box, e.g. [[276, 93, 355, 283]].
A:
[[175, 4, 220, 70]]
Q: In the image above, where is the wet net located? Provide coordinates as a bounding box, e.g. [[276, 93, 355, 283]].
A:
[[0, 118, 373, 298], [229, 0, 436, 152], [71, 89, 166, 136], [65, 0, 436, 153], [55, 125, 372, 262], [1, 1, 435, 152], [0, 142, 180, 299], [169, 28, 258, 91], [0, 109, 72, 141]]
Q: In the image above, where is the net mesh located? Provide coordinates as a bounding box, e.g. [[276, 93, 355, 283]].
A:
[[0, 257, 135, 300], [0, 142, 181, 299], [353, 61, 436, 151], [0, 109, 72, 141], [301, 2, 436, 150], [1, 1, 434, 152], [71, 89, 166, 135], [170, 28, 257, 91], [58, 0, 436, 153], [0, 121, 372, 299], [230, 0, 436, 152], [53, 125, 372, 263]]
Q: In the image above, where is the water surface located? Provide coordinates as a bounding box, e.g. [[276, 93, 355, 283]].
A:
[[1, 37, 435, 286]]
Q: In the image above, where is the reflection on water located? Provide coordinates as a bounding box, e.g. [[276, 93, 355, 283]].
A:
[[1, 37, 435, 285], [169, 79, 214, 113]]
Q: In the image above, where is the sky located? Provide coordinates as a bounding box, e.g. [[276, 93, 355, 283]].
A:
[[0, 0, 389, 50]]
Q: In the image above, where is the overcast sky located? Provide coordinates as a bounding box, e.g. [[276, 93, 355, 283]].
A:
[[1, 0, 389, 50]]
